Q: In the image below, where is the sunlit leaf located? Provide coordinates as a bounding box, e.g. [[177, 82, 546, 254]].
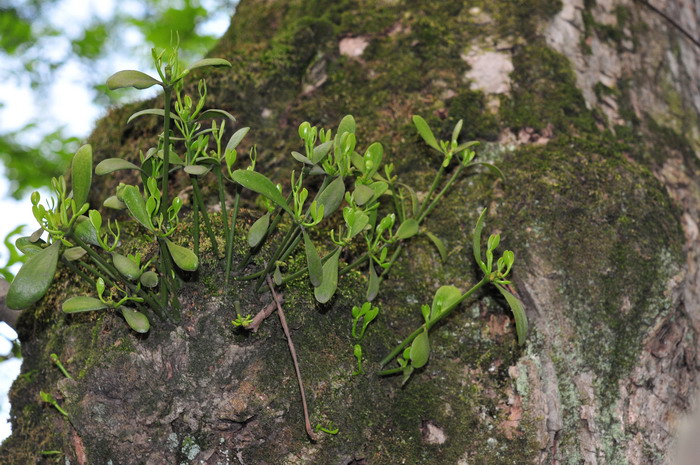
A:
[[107, 70, 161, 90], [430, 285, 462, 320], [232, 170, 292, 214], [6, 241, 61, 310], [247, 213, 270, 248], [71, 144, 92, 209], [412, 115, 440, 151], [120, 306, 150, 333], [112, 253, 141, 280], [316, 176, 345, 218], [396, 219, 419, 240], [410, 329, 430, 369], [62, 296, 108, 313], [164, 239, 198, 271], [186, 57, 232, 72], [314, 248, 340, 304], [495, 284, 528, 345], [95, 158, 140, 176], [140, 270, 159, 288]]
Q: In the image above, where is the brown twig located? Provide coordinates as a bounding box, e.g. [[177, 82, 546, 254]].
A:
[[247, 300, 278, 333], [266, 275, 318, 441]]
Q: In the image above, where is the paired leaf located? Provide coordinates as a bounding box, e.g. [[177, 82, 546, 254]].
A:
[[473, 208, 487, 271], [140, 271, 159, 288], [232, 170, 292, 214], [112, 253, 142, 280], [119, 185, 154, 231], [396, 219, 419, 240], [366, 261, 380, 301], [424, 231, 447, 262], [410, 329, 430, 369], [15, 237, 43, 256], [247, 213, 270, 248], [412, 115, 440, 151], [126, 108, 182, 125], [303, 231, 323, 287], [336, 115, 356, 140], [314, 248, 340, 304], [95, 158, 140, 176], [6, 241, 61, 310], [71, 145, 92, 209], [107, 70, 161, 90], [316, 176, 345, 218], [225, 127, 250, 153], [495, 284, 528, 345], [164, 239, 198, 271], [120, 307, 150, 333], [186, 57, 232, 72], [430, 285, 462, 321], [62, 296, 108, 313]]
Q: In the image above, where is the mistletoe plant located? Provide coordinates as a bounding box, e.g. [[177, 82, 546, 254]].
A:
[[378, 208, 527, 384]]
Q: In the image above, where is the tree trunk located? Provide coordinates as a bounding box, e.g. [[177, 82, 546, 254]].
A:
[[2, 0, 699, 463]]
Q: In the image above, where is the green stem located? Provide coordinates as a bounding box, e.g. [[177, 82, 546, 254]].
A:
[[417, 165, 445, 219], [192, 200, 200, 257], [161, 87, 172, 227], [379, 244, 403, 279], [339, 253, 368, 275], [224, 190, 240, 289], [254, 225, 301, 292], [379, 277, 489, 368], [280, 246, 341, 285], [417, 164, 465, 224], [377, 366, 404, 376], [215, 165, 230, 243], [190, 176, 220, 256], [62, 258, 96, 289]]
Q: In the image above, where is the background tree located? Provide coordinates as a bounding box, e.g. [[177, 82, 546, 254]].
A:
[[2, 0, 700, 464]]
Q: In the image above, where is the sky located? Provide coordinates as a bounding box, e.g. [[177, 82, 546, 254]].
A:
[[0, 0, 232, 443]]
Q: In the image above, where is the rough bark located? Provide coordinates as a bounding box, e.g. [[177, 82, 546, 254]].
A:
[[2, 0, 699, 464]]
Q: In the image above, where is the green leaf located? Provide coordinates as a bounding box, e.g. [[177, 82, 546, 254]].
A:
[[473, 162, 505, 181], [311, 140, 333, 164], [73, 216, 100, 246], [424, 231, 447, 262], [336, 115, 356, 140], [112, 253, 142, 280], [431, 285, 462, 320], [291, 151, 313, 165], [107, 70, 161, 90], [352, 184, 373, 206], [225, 127, 249, 153], [95, 158, 140, 176], [366, 260, 379, 301], [120, 307, 150, 333], [495, 284, 528, 345], [184, 165, 210, 176], [231, 170, 292, 214], [410, 329, 430, 369], [198, 109, 236, 122], [186, 57, 232, 72], [62, 247, 86, 261], [126, 108, 182, 125], [164, 239, 198, 271], [71, 144, 92, 209], [6, 241, 61, 310], [247, 213, 270, 248], [15, 237, 43, 256], [396, 219, 419, 240], [119, 185, 154, 231], [273, 266, 283, 286], [62, 296, 108, 313], [140, 271, 159, 288], [316, 176, 345, 218], [412, 115, 440, 151], [303, 231, 323, 287], [473, 208, 487, 272], [314, 248, 340, 304], [103, 195, 126, 210], [452, 119, 463, 144]]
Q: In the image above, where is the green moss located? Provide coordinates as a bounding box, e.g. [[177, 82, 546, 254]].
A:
[[448, 90, 500, 141]]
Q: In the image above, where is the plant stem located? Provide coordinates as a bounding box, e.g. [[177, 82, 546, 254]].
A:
[[417, 165, 445, 219], [224, 190, 240, 289], [190, 176, 220, 256], [161, 86, 172, 227], [192, 200, 199, 257], [266, 275, 317, 442], [417, 165, 466, 224], [379, 277, 489, 368], [61, 258, 96, 289], [215, 166, 230, 243]]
